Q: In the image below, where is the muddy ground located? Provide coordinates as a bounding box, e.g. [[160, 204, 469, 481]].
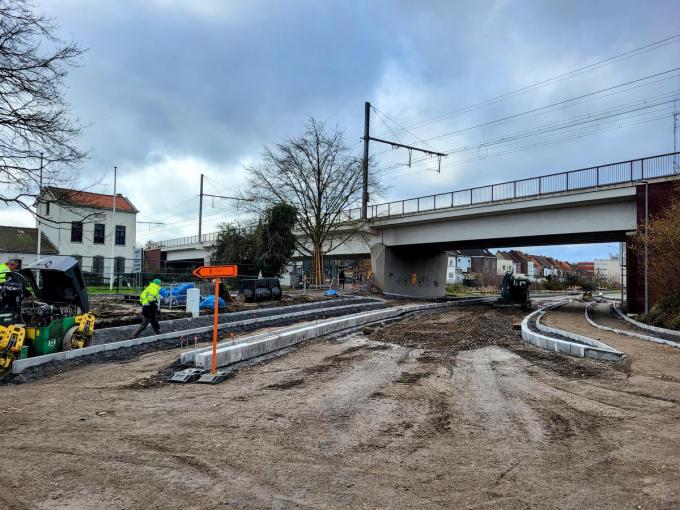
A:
[[1, 305, 679, 509], [90, 293, 330, 328]]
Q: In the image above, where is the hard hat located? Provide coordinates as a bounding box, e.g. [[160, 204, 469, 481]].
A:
[[152, 278, 162, 285]]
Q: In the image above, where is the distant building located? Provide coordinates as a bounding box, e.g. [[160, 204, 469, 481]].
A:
[[575, 261, 595, 275], [496, 251, 518, 275], [447, 249, 497, 284], [526, 255, 545, 281], [37, 187, 138, 277], [0, 226, 59, 268], [594, 254, 622, 284]]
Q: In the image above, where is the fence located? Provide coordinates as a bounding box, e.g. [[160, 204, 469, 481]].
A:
[[342, 151, 680, 221]]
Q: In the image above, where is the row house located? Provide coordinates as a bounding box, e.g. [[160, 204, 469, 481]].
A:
[[447, 249, 497, 285]]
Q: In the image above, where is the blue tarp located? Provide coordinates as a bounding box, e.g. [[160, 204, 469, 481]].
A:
[[200, 295, 225, 309], [324, 289, 338, 296], [172, 283, 194, 297]]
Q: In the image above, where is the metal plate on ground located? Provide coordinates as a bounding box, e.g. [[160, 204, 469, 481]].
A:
[[195, 370, 233, 384], [168, 368, 206, 383]]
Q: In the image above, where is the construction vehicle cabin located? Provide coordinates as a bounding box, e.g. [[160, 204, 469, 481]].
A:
[[0, 256, 95, 371]]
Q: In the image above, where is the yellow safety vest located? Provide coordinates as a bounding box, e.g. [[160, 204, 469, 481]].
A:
[[0, 263, 9, 284], [140, 282, 161, 306]]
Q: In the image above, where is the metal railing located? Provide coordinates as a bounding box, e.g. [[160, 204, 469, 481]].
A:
[[342, 151, 680, 221], [145, 231, 218, 250], [148, 152, 680, 248]]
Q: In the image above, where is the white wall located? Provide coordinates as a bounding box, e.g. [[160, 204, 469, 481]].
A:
[[496, 256, 514, 275], [37, 200, 137, 273], [594, 255, 622, 284], [0, 252, 41, 268]]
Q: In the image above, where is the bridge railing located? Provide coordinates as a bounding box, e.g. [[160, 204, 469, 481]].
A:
[[344, 151, 680, 220], [146, 231, 218, 250], [150, 152, 680, 248]]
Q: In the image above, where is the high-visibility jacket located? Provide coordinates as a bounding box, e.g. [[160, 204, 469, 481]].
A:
[[140, 282, 161, 306], [0, 263, 10, 284]]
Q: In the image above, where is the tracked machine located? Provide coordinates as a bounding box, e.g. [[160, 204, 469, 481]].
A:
[[0, 256, 95, 372], [496, 271, 532, 311]]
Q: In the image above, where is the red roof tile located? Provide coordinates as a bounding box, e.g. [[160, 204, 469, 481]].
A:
[[45, 187, 138, 213]]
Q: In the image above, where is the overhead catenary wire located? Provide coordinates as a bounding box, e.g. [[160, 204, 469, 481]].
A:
[[373, 32, 680, 139], [371, 86, 680, 177]]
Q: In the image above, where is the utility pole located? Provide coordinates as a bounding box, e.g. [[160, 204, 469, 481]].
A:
[[198, 173, 253, 241], [198, 173, 204, 242], [37, 153, 43, 261], [362, 102, 370, 219], [361, 101, 447, 219], [36, 153, 43, 287], [109, 166, 117, 291]]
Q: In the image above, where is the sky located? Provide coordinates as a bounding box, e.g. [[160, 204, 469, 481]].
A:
[[4, 0, 680, 261]]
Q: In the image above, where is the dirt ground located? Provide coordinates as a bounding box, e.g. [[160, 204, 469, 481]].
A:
[[90, 293, 330, 328], [1, 305, 679, 509]]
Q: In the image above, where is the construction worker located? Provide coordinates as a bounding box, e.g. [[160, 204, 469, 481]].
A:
[[0, 261, 17, 284], [130, 278, 162, 338]]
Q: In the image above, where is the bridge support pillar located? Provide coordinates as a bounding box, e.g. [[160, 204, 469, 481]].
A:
[[370, 243, 447, 299]]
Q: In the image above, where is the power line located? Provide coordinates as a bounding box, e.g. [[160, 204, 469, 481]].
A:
[[372, 84, 680, 176], [377, 32, 680, 138]]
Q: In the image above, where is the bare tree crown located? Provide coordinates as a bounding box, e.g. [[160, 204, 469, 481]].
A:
[[0, 0, 86, 215]]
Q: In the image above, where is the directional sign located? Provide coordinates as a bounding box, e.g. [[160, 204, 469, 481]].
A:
[[192, 265, 238, 279]]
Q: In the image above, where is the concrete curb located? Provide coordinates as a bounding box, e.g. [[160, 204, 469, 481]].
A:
[[10, 300, 385, 374], [94, 296, 382, 343], [186, 299, 492, 370], [585, 302, 680, 349], [612, 303, 680, 338], [521, 301, 624, 361]]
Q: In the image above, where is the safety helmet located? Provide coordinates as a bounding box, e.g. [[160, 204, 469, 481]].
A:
[[152, 278, 162, 285]]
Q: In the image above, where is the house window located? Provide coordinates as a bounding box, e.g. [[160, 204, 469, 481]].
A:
[[115, 225, 126, 246], [92, 256, 104, 275], [94, 224, 105, 244], [45, 202, 50, 215], [71, 221, 83, 243], [115, 257, 125, 274]]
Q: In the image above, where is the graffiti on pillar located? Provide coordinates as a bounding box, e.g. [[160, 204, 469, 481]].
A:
[[392, 273, 439, 288]]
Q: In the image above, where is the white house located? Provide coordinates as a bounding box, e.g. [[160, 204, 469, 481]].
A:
[[496, 251, 516, 275], [446, 252, 471, 284], [37, 187, 138, 277], [0, 226, 59, 269]]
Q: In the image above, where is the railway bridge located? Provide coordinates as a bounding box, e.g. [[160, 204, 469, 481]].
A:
[[146, 152, 680, 312]]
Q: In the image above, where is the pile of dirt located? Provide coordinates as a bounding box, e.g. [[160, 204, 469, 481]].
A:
[[368, 306, 522, 353], [368, 305, 621, 379]]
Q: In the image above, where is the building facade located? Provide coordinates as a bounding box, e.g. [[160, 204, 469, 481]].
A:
[[594, 254, 623, 284], [37, 187, 138, 277]]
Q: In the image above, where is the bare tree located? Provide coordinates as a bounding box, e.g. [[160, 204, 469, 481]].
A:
[[243, 118, 380, 284], [0, 0, 86, 219]]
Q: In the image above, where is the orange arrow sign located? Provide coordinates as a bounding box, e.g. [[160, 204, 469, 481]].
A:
[[192, 265, 238, 278]]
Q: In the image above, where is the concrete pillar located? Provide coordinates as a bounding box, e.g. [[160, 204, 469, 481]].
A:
[[203, 254, 212, 266], [370, 243, 447, 298], [186, 288, 200, 318]]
